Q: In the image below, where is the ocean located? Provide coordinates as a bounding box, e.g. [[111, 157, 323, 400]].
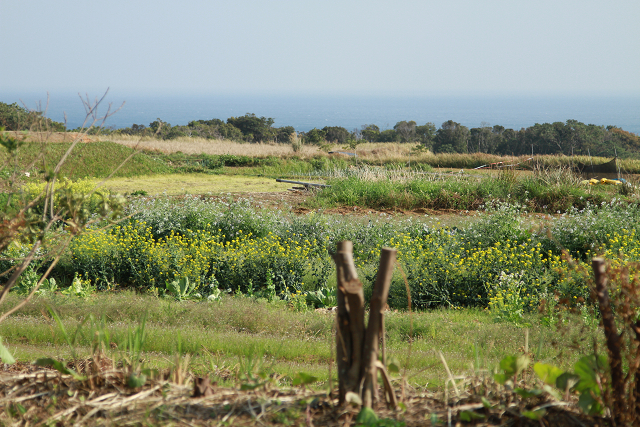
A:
[[2, 92, 639, 135]]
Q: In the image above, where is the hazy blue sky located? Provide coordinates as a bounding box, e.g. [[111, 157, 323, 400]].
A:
[[2, 0, 639, 97]]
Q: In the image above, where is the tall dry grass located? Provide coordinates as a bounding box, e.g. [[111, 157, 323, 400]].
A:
[[101, 135, 640, 175], [103, 136, 427, 161], [102, 135, 321, 157]]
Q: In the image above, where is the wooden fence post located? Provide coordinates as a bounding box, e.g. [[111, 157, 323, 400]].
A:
[[333, 241, 364, 403], [333, 241, 397, 408], [362, 247, 397, 408]]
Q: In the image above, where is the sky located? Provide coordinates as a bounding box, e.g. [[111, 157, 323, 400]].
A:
[[1, 0, 640, 98]]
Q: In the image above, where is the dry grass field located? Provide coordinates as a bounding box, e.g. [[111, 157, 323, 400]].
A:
[[104, 134, 323, 157], [103, 134, 430, 160]]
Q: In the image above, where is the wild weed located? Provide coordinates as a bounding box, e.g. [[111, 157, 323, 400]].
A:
[[486, 271, 532, 326]]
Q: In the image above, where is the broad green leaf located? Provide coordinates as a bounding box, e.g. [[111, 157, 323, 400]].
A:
[[499, 355, 518, 378], [533, 362, 563, 385], [459, 410, 484, 421], [292, 372, 318, 386], [387, 362, 400, 374], [494, 373, 509, 385], [523, 409, 546, 420], [355, 407, 378, 425], [35, 358, 86, 381], [556, 372, 580, 391], [574, 355, 607, 394], [127, 373, 147, 388], [515, 388, 543, 399], [515, 354, 530, 375], [481, 397, 492, 408], [499, 354, 529, 377], [578, 391, 604, 416], [543, 384, 562, 401], [0, 337, 15, 364]]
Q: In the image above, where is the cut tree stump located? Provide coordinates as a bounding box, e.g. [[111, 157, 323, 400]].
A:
[[333, 241, 397, 409]]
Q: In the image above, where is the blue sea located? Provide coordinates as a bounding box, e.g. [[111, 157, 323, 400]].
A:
[[2, 92, 639, 135]]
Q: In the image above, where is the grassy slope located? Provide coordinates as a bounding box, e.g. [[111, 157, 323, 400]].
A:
[[1, 141, 171, 179], [0, 292, 598, 389]]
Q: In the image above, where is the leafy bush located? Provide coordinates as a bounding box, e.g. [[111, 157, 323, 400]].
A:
[[22, 177, 115, 218], [56, 198, 640, 310]]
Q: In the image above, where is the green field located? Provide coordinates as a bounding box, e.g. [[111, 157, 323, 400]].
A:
[[0, 292, 598, 390], [1, 133, 638, 424], [96, 173, 293, 195]]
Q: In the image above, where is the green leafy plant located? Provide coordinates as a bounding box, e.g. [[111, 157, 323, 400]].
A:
[[292, 371, 318, 387], [263, 269, 277, 302], [61, 274, 95, 298], [165, 277, 200, 301], [487, 271, 531, 326], [288, 290, 308, 312], [119, 315, 150, 388], [493, 354, 530, 386], [12, 267, 58, 296], [492, 353, 609, 418], [305, 285, 337, 308], [207, 286, 222, 301], [355, 407, 406, 426], [236, 349, 276, 391], [0, 337, 15, 364]]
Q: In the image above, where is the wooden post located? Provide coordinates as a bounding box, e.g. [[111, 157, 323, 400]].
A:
[[333, 242, 397, 408], [333, 241, 365, 403], [361, 247, 397, 408]]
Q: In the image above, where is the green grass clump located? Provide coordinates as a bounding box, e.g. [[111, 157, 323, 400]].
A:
[[308, 173, 625, 213]]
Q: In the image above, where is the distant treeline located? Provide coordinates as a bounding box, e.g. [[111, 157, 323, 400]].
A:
[[2, 101, 639, 158]]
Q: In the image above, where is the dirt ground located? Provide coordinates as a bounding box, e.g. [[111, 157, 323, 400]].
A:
[[0, 362, 604, 426]]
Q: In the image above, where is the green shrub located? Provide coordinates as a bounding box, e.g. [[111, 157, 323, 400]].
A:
[[53, 198, 640, 311]]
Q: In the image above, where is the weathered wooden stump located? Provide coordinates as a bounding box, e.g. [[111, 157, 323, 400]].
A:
[[333, 241, 397, 409]]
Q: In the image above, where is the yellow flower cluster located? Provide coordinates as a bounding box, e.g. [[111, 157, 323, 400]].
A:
[[70, 221, 317, 293], [67, 221, 640, 309]]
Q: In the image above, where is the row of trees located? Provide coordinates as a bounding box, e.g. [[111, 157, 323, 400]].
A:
[[118, 114, 297, 144], [2, 101, 638, 158], [112, 115, 640, 158]]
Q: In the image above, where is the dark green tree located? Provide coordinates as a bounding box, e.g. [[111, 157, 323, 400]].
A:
[[276, 126, 296, 144], [378, 129, 398, 142], [470, 124, 494, 153], [415, 122, 436, 149], [393, 120, 417, 142], [304, 128, 326, 145], [361, 124, 380, 142], [322, 126, 350, 144], [434, 120, 469, 153], [227, 113, 275, 142]]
